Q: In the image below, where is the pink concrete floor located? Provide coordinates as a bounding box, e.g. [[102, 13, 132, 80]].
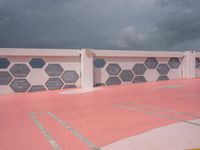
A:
[[0, 79, 200, 150]]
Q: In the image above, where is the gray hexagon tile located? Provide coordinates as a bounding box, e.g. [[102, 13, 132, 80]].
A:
[[9, 64, 31, 77], [95, 83, 106, 87], [156, 64, 170, 75], [145, 58, 158, 69], [119, 70, 134, 82], [45, 78, 64, 90], [196, 58, 200, 68], [133, 76, 147, 83], [45, 64, 64, 76], [94, 58, 106, 68], [10, 79, 31, 92], [28, 85, 46, 92], [106, 77, 121, 85], [157, 76, 169, 81], [132, 64, 147, 75], [0, 58, 10, 69], [168, 58, 180, 69], [61, 71, 79, 83], [29, 58, 45, 68], [63, 84, 77, 89], [106, 64, 121, 75], [0, 71, 13, 85]]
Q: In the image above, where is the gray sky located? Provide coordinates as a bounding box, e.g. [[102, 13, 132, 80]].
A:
[[0, 0, 200, 51]]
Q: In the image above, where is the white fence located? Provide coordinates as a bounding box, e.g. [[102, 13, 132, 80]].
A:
[[0, 48, 199, 94]]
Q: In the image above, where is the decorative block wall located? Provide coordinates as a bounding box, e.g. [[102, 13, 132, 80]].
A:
[[0, 56, 80, 94], [0, 49, 199, 94], [93, 57, 182, 86]]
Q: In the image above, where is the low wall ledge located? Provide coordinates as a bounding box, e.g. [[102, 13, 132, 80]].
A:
[[0, 48, 80, 57]]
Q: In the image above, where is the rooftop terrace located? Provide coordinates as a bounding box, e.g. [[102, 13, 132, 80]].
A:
[[0, 78, 200, 150]]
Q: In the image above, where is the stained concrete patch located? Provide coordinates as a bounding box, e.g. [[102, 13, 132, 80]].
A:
[[153, 85, 180, 90], [59, 87, 101, 94], [191, 119, 200, 124], [101, 119, 200, 150], [183, 93, 200, 98]]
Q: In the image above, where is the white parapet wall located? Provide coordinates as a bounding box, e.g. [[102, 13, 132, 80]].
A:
[[196, 51, 200, 78], [0, 48, 81, 94], [0, 48, 199, 94], [92, 50, 184, 86]]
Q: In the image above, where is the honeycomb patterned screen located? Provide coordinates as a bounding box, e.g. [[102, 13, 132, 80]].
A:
[[0, 56, 80, 94], [196, 57, 200, 77], [93, 57, 182, 86]]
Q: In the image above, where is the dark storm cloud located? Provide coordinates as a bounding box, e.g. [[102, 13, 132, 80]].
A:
[[0, 0, 200, 50], [0, 0, 81, 48], [154, 0, 200, 50], [113, 0, 200, 50]]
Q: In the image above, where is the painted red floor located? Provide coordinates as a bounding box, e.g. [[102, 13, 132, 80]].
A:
[[0, 79, 200, 150]]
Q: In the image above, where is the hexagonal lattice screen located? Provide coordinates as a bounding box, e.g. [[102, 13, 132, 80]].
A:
[[29, 58, 45, 68], [45, 78, 64, 90], [61, 71, 79, 83], [0, 58, 10, 69], [168, 58, 180, 69], [28, 85, 46, 92], [10, 79, 31, 92], [45, 64, 64, 77], [157, 76, 169, 81], [132, 64, 147, 75], [0, 71, 13, 85], [9, 64, 31, 77], [145, 58, 158, 69], [156, 64, 170, 75], [119, 70, 134, 82], [93, 59, 106, 68], [196, 58, 200, 68], [106, 77, 121, 85], [94, 57, 182, 87], [106, 64, 121, 75], [133, 76, 146, 83]]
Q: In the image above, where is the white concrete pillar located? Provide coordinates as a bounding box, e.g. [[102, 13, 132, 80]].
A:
[[182, 50, 196, 79], [80, 49, 94, 88]]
